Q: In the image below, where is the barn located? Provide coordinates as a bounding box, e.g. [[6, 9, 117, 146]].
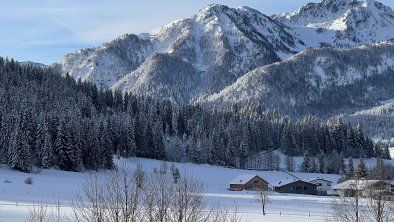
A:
[[274, 179, 318, 195], [229, 175, 269, 191]]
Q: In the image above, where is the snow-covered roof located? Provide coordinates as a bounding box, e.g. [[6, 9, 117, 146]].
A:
[[333, 180, 393, 190], [271, 178, 298, 187], [308, 177, 333, 183], [229, 175, 261, 185]]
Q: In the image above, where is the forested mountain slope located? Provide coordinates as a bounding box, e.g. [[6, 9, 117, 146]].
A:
[[205, 42, 394, 116], [1, 58, 386, 173]]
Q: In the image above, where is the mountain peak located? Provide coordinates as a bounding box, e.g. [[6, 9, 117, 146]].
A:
[[197, 4, 228, 16], [278, 0, 393, 27], [202, 3, 227, 10], [322, 0, 356, 5]]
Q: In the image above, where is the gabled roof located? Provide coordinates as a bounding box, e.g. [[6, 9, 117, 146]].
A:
[[333, 180, 393, 191], [308, 177, 333, 183], [273, 179, 318, 187], [229, 175, 265, 185]]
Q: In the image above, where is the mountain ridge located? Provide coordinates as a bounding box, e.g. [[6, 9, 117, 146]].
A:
[[56, 0, 394, 117], [204, 41, 394, 115]]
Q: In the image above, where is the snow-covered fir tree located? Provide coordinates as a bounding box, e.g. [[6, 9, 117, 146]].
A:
[[355, 158, 367, 179]]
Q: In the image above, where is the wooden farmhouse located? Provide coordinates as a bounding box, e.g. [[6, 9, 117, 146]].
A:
[[274, 179, 318, 195], [229, 175, 269, 191]]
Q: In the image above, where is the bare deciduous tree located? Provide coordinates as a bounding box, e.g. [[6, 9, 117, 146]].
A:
[[329, 184, 364, 222], [26, 200, 64, 222], [365, 184, 394, 222], [73, 162, 145, 222], [255, 185, 270, 216], [71, 161, 243, 222], [329, 176, 394, 222], [364, 160, 394, 222]]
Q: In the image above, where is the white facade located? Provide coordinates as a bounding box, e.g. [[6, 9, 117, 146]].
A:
[[309, 179, 332, 192]]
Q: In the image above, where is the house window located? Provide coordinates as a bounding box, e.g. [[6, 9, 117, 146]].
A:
[[327, 183, 331, 186], [304, 186, 307, 190], [318, 183, 322, 186]]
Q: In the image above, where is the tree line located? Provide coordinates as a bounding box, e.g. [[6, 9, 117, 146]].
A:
[[0, 57, 388, 173]]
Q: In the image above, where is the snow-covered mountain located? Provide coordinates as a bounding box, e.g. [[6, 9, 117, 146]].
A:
[[58, 0, 394, 107], [205, 41, 394, 115], [60, 4, 304, 103], [275, 0, 394, 46], [19, 61, 46, 68]]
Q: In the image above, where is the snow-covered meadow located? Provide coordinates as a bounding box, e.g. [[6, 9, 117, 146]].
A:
[[0, 157, 345, 221]]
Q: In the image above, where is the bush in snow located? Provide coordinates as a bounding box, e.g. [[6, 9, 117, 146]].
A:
[[24, 177, 34, 185]]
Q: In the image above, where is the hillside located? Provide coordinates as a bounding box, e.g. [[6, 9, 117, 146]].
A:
[[205, 42, 394, 116]]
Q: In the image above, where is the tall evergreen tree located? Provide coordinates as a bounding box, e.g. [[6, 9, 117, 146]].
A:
[[347, 156, 354, 178], [355, 157, 367, 179], [382, 146, 391, 160], [301, 151, 311, 173], [280, 124, 296, 156], [126, 119, 137, 158], [8, 125, 31, 172], [37, 123, 53, 168], [55, 120, 82, 171], [239, 130, 249, 168]]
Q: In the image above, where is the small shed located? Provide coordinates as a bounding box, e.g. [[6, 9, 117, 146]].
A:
[[274, 179, 318, 195], [229, 175, 269, 191]]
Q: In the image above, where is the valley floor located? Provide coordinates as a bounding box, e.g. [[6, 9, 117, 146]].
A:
[[0, 158, 341, 222]]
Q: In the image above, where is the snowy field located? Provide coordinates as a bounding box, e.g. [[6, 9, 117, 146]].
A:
[[1, 158, 343, 221]]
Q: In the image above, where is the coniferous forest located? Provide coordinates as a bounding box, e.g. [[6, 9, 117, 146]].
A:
[[0, 57, 390, 173]]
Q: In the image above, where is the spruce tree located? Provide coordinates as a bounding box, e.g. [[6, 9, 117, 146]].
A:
[[382, 146, 391, 160], [239, 133, 249, 168], [318, 151, 326, 173], [8, 126, 31, 172], [55, 120, 82, 171], [39, 124, 53, 168], [373, 157, 387, 180], [280, 125, 296, 156], [355, 124, 365, 157], [225, 137, 236, 166], [126, 119, 137, 158], [347, 156, 354, 178], [301, 151, 311, 173], [355, 158, 367, 179]]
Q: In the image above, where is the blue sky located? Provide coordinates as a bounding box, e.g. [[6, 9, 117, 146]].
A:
[[1, 0, 393, 64]]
